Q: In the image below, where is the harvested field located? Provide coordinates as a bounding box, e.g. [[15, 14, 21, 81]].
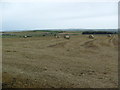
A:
[[2, 34, 118, 88]]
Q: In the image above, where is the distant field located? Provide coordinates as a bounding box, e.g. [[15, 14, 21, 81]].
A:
[[1, 30, 117, 38], [1, 30, 83, 38], [2, 31, 118, 88]]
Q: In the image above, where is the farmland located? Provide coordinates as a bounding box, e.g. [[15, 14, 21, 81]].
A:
[[2, 30, 118, 88]]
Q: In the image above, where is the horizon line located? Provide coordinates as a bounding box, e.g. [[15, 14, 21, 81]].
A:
[[1, 28, 118, 32]]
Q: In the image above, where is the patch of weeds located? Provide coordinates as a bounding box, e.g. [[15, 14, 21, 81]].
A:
[[6, 50, 17, 52]]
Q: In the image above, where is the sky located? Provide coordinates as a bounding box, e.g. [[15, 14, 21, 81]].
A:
[[1, 0, 119, 31]]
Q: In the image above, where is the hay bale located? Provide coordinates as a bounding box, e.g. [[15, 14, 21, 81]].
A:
[[64, 35, 70, 39], [23, 36, 27, 38], [108, 34, 112, 37], [89, 35, 94, 39], [55, 35, 60, 38]]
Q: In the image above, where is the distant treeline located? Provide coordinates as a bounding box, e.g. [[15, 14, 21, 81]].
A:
[[33, 30, 64, 33], [82, 31, 117, 34]]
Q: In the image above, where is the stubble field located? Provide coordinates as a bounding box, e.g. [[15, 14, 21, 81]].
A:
[[2, 34, 118, 88]]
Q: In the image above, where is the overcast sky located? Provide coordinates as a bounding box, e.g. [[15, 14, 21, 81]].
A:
[[1, 0, 118, 31]]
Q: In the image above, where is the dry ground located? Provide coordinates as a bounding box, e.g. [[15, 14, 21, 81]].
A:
[[2, 35, 118, 88]]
